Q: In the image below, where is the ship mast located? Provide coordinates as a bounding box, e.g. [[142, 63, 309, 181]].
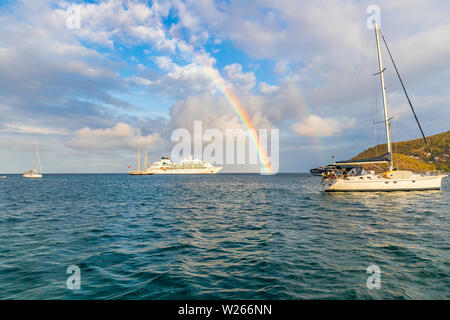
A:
[[137, 145, 141, 173], [374, 22, 393, 171], [35, 145, 42, 173], [379, 30, 441, 172], [144, 151, 147, 172]]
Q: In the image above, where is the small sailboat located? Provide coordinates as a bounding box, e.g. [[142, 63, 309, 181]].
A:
[[23, 146, 43, 178], [321, 23, 447, 192]]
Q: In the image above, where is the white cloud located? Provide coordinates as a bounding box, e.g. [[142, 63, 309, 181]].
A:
[[155, 56, 173, 70], [147, 54, 231, 97], [55, 0, 176, 51], [67, 123, 163, 151], [0, 124, 70, 135], [223, 63, 256, 92], [259, 82, 279, 94], [1, 0, 449, 173], [172, 0, 450, 114], [130, 76, 152, 86], [169, 92, 275, 133], [274, 61, 289, 74], [292, 115, 355, 137]]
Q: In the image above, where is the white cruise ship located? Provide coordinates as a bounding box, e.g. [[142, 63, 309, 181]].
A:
[[146, 156, 222, 174]]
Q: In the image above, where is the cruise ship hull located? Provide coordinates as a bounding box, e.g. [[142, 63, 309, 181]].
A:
[[147, 167, 222, 174]]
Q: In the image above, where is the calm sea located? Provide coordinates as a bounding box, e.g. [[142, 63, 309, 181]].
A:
[[0, 173, 448, 299]]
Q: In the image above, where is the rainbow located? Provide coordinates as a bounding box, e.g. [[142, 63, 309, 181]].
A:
[[206, 70, 329, 172], [173, 43, 328, 173], [181, 50, 274, 174], [288, 83, 329, 165], [208, 76, 273, 174]]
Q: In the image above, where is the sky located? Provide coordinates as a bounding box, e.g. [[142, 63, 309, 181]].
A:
[[0, 0, 449, 173]]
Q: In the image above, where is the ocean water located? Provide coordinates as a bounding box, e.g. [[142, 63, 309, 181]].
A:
[[0, 173, 448, 300]]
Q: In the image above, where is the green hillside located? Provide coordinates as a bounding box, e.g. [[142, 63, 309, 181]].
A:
[[352, 130, 450, 172]]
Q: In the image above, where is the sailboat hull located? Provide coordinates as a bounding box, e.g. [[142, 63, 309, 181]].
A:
[[128, 171, 143, 175], [127, 171, 153, 175], [322, 174, 446, 192], [23, 173, 42, 178]]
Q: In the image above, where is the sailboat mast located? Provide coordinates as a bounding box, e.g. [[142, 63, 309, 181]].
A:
[[35, 146, 42, 173], [380, 31, 441, 172], [144, 151, 147, 171], [137, 145, 141, 172], [374, 22, 393, 171]]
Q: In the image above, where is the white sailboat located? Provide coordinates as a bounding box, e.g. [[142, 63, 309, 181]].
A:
[[23, 146, 43, 178], [321, 23, 447, 192]]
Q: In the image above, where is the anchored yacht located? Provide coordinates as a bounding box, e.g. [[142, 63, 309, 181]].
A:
[[321, 23, 446, 192], [23, 146, 43, 178], [128, 145, 153, 175], [322, 166, 445, 192]]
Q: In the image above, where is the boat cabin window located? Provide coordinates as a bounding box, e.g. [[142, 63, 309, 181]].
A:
[[347, 167, 365, 176]]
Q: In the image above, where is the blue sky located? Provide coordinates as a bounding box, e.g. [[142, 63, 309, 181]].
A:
[[0, 0, 449, 173]]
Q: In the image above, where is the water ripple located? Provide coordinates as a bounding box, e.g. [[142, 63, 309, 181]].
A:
[[0, 173, 448, 299]]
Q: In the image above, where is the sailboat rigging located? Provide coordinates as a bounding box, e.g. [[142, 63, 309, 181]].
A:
[[321, 23, 447, 192], [128, 145, 153, 175], [23, 146, 43, 178], [379, 31, 440, 171]]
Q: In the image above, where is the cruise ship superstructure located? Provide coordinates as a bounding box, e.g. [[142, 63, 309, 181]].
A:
[[146, 156, 222, 174]]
